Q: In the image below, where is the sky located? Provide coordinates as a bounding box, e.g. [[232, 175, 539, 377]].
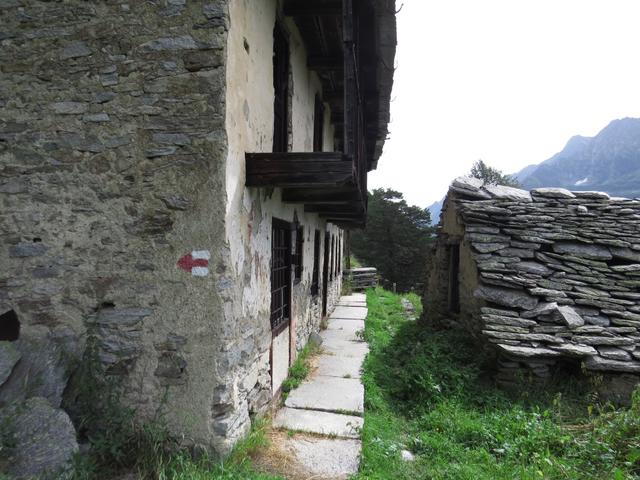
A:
[[368, 0, 640, 207]]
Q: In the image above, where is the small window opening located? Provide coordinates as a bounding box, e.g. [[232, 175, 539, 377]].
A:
[[272, 23, 290, 153], [608, 257, 637, 267], [0, 309, 20, 341], [447, 244, 460, 314], [32, 237, 42, 243]]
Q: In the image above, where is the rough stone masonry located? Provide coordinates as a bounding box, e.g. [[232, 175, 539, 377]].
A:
[[424, 176, 640, 402]]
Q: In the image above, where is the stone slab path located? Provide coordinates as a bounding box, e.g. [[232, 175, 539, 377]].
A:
[[271, 293, 368, 479]]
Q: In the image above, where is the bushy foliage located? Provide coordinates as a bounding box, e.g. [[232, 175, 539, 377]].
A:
[[356, 288, 640, 480], [470, 159, 521, 187], [351, 189, 434, 292]]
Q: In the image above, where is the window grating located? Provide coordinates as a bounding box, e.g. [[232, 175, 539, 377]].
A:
[[293, 225, 304, 283], [311, 230, 320, 295], [271, 219, 292, 335]]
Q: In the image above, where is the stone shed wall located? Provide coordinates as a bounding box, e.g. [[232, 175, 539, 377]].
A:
[[424, 177, 640, 398], [0, 0, 242, 454]]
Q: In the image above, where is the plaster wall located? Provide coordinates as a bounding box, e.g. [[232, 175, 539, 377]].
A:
[[222, 0, 343, 447]]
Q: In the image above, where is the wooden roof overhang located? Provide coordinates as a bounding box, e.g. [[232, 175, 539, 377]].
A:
[[245, 0, 396, 228]]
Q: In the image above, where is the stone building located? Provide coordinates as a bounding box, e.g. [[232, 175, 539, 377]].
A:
[[0, 0, 395, 460], [424, 176, 640, 400]]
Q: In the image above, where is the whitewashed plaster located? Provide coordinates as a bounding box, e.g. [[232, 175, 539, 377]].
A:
[[221, 0, 344, 452]]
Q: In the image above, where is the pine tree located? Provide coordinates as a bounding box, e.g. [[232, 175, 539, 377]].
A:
[[351, 189, 433, 292]]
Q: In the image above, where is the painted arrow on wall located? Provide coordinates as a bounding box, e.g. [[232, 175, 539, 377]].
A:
[[177, 250, 210, 277]]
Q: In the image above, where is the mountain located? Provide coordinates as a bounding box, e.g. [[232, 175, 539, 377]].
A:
[[517, 118, 640, 198], [427, 200, 443, 225]]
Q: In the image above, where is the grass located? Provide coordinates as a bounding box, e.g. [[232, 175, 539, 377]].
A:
[[281, 342, 320, 400], [65, 339, 282, 480], [354, 287, 640, 480]]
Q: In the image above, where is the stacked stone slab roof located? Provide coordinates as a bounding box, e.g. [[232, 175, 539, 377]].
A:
[[449, 176, 640, 374]]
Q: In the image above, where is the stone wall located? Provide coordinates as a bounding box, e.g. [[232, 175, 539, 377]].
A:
[[0, 0, 240, 457], [425, 176, 640, 394], [0, 0, 346, 464]]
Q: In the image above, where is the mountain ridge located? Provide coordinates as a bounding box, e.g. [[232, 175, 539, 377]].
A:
[[427, 117, 640, 224], [517, 117, 640, 198]]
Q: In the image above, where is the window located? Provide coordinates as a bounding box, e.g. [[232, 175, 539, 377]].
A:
[[292, 224, 304, 283], [271, 219, 292, 335], [313, 94, 324, 152], [335, 234, 340, 276], [448, 243, 460, 314], [311, 230, 320, 295], [329, 235, 334, 280], [272, 24, 289, 153]]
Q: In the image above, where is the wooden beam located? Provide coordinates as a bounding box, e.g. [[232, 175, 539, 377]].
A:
[[246, 152, 354, 188], [284, 0, 342, 16], [308, 55, 342, 72], [282, 188, 360, 204], [304, 204, 363, 214]]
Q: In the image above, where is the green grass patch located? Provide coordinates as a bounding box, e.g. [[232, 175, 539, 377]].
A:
[[281, 342, 320, 400], [66, 340, 281, 480], [355, 287, 640, 480]]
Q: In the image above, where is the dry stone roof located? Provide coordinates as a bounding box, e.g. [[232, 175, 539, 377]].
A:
[[449, 176, 640, 373]]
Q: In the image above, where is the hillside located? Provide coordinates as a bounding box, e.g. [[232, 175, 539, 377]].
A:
[[518, 117, 640, 198]]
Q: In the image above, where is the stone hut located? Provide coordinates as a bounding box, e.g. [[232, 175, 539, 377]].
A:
[[424, 176, 640, 399], [0, 0, 396, 465]]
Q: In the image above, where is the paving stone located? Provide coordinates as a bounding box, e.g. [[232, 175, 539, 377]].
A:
[[274, 407, 363, 438], [285, 437, 361, 479], [285, 376, 364, 415], [321, 328, 361, 343], [330, 306, 368, 320], [326, 319, 365, 333], [323, 341, 369, 359], [340, 294, 366, 302], [337, 301, 367, 307], [316, 354, 363, 379]]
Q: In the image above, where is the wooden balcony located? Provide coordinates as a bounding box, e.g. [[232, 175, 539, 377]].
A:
[[245, 152, 353, 188], [244, 0, 396, 229]]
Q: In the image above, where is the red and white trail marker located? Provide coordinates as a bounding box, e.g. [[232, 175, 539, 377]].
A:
[[177, 250, 210, 277]]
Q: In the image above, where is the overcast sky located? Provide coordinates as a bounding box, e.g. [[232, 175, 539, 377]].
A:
[[369, 0, 640, 207]]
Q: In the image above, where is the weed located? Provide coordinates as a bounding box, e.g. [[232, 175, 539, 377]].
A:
[[281, 343, 320, 400]]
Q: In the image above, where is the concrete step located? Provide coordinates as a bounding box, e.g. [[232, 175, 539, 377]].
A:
[[273, 407, 363, 438]]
